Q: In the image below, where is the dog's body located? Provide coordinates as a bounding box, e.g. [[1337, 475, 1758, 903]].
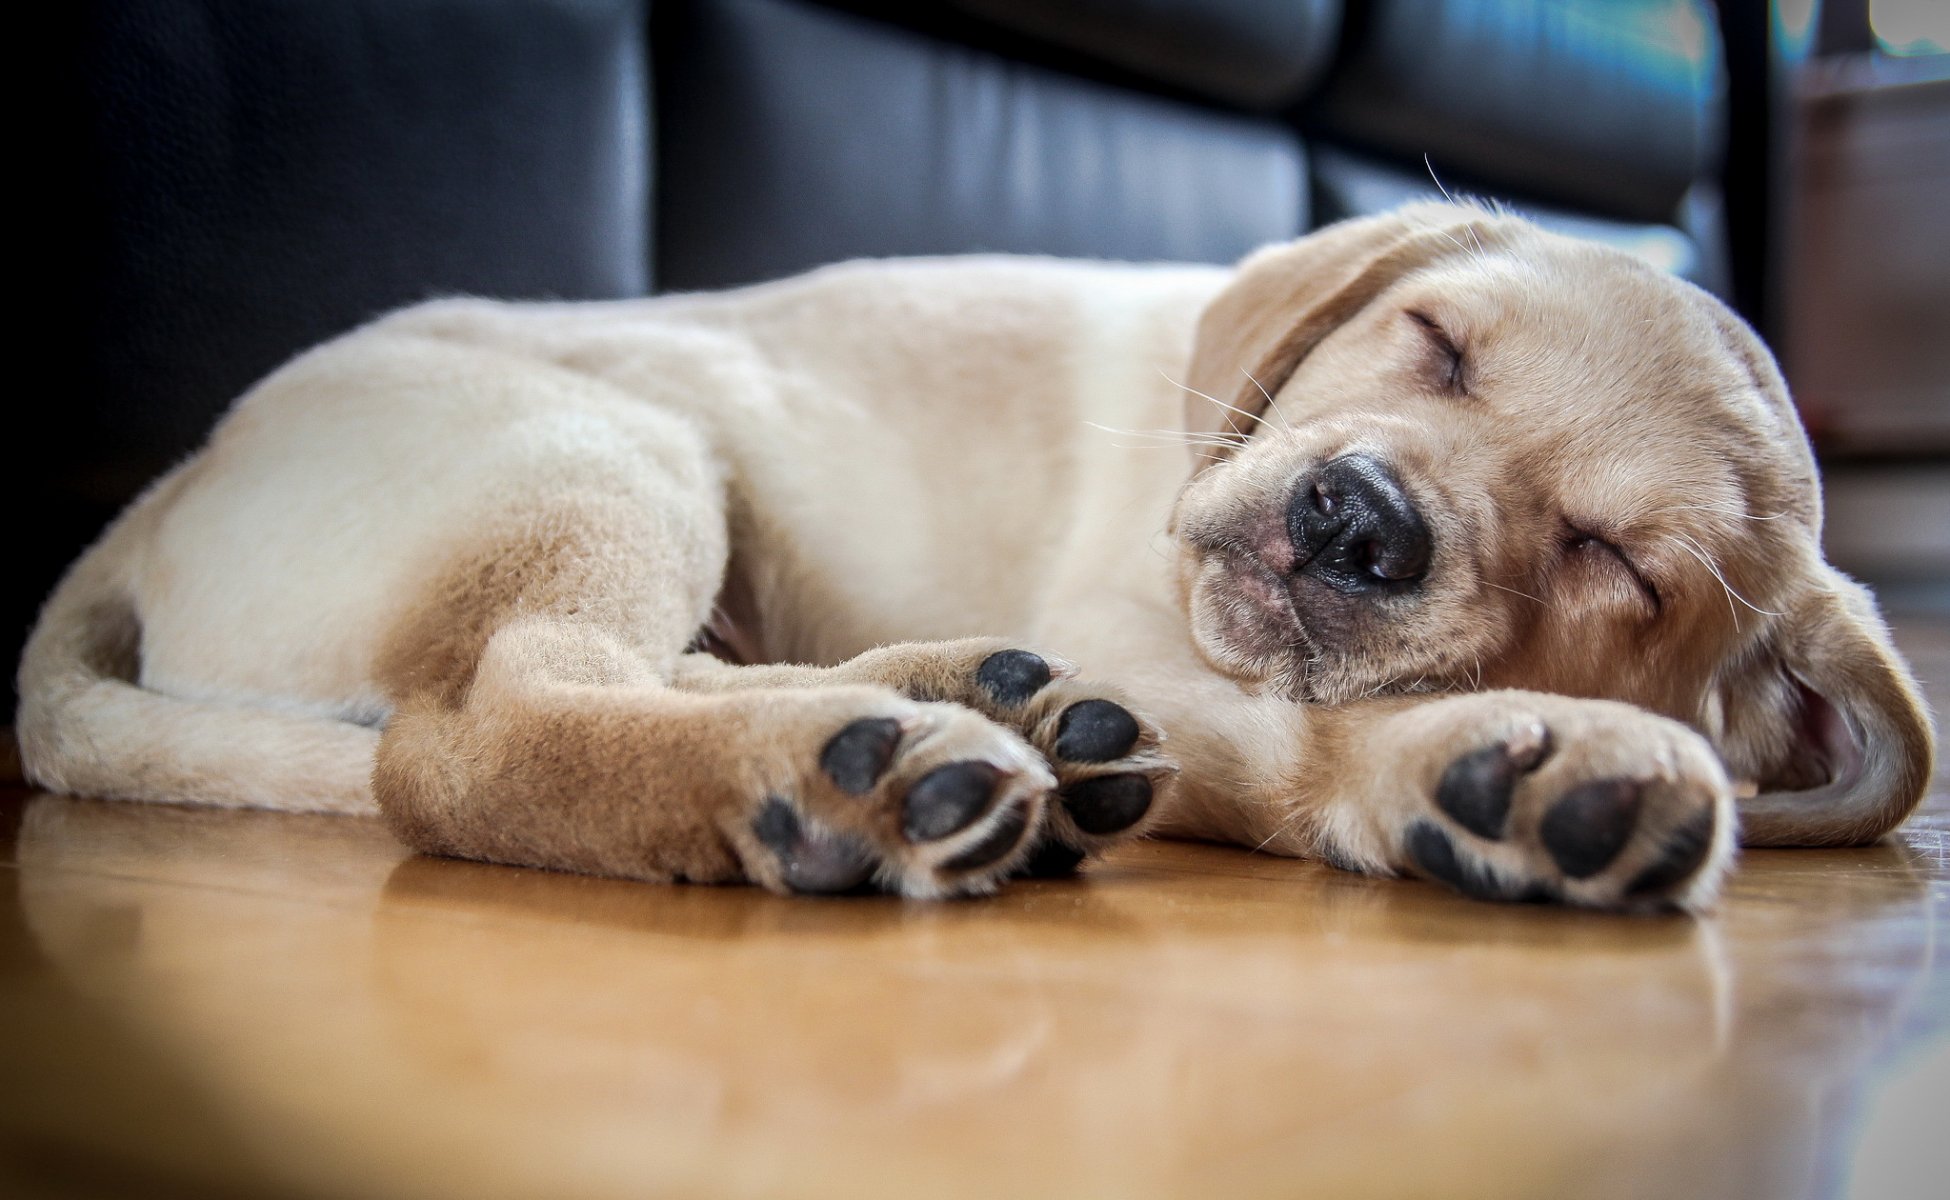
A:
[[19, 204, 1934, 909]]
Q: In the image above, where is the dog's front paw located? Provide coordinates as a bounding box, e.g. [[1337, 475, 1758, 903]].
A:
[[966, 648, 1181, 876], [734, 691, 1058, 899], [1336, 694, 1737, 911], [846, 640, 1180, 875]]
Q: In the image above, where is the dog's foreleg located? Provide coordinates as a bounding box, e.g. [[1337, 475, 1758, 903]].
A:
[[1308, 692, 1741, 910], [1165, 690, 1741, 911], [672, 638, 1179, 875], [367, 506, 1096, 896]]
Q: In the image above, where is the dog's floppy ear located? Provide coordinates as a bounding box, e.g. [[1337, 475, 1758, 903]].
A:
[[1181, 203, 1498, 457], [1692, 297, 1934, 846], [1715, 573, 1934, 846]]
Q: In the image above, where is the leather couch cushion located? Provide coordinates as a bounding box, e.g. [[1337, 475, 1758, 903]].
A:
[[62, 0, 652, 504], [13, 0, 655, 713], [656, 0, 1308, 292], [819, 0, 1342, 111], [1303, 0, 1724, 222]]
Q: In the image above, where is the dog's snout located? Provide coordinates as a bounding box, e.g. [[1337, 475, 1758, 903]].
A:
[[1287, 455, 1432, 591]]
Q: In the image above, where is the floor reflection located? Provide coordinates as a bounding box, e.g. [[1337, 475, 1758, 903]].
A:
[[3, 786, 1941, 1200]]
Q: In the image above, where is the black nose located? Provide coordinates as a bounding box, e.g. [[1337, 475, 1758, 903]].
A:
[[1288, 455, 1433, 591]]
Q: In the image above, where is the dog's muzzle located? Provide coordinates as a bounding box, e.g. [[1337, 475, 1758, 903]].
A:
[[1287, 454, 1432, 594]]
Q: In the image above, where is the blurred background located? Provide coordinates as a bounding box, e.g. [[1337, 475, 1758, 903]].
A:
[[17, 0, 1948, 716]]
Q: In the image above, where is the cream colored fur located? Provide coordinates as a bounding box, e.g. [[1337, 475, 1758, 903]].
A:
[[17, 204, 1934, 910]]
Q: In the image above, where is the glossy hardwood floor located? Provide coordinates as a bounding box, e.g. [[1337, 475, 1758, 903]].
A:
[[3, 617, 1945, 1200]]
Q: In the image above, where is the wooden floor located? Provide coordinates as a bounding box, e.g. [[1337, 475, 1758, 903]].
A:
[[2, 618, 1944, 1200]]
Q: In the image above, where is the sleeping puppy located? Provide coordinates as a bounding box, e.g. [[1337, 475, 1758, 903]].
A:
[[17, 202, 1934, 910]]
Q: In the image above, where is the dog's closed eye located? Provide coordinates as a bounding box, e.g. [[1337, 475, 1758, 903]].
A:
[[1561, 523, 1661, 614], [1405, 310, 1467, 394]]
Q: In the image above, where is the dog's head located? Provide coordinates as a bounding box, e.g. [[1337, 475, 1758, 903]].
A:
[[1170, 202, 1933, 845]]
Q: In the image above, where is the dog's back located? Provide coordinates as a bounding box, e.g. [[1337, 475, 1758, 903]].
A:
[[17, 256, 1222, 816]]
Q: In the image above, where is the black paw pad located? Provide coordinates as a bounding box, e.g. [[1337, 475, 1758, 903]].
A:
[[976, 650, 1053, 706], [1435, 729, 1551, 840], [821, 717, 903, 795], [943, 801, 1032, 871], [1053, 700, 1142, 763], [1626, 808, 1716, 898], [1059, 773, 1153, 835], [752, 797, 876, 894], [753, 796, 802, 853], [1316, 840, 1369, 875], [1015, 840, 1087, 878], [1405, 821, 1511, 901], [902, 762, 1002, 842], [1540, 779, 1643, 879]]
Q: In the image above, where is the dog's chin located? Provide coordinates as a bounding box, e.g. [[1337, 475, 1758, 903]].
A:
[[1188, 552, 1318, 694], [1190, 553, 1441, 705]]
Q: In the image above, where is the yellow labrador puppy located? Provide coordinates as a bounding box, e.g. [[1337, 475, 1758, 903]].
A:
[[17, 203, 1934, 910]]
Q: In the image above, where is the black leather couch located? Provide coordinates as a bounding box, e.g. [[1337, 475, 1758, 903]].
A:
[[21, 0, 1740, 713]]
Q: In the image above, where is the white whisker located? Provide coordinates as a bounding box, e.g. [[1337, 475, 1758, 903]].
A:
[[1669, 531, 1783, 621], [1238, 367, 1293, 432], [1483, 580, 1547, 606], [1099, 433, 1249, 447], [1424, 155, 1486, 257], [1671, 536, 1738, 625], [1160, 369, 1267, 436], [1252, 807, 1306, 853], [1084, 420, 1243, 446], [1106, 443, 1243, 455], [1641, 502, 1791, 523], [1156, 371, 1232, 412]]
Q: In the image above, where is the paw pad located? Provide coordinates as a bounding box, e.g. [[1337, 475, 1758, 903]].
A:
[[1626, 808, 1715, 897], [1015, 840, 1088, 878], [976, 649, 1054, 706], [902, 762, 1003, 842], [1060, 773, 1153, 835], [1434, 723, 1551, 839], [1408, 822, 1495, 899], [1539, 779, 1643, 879], [1053, 700, 1142, 763], [1406, 822, 1554, 904], [753, 797, 876, 894], [942, 800, 1032, 870], [820, 717, 903, 795]]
